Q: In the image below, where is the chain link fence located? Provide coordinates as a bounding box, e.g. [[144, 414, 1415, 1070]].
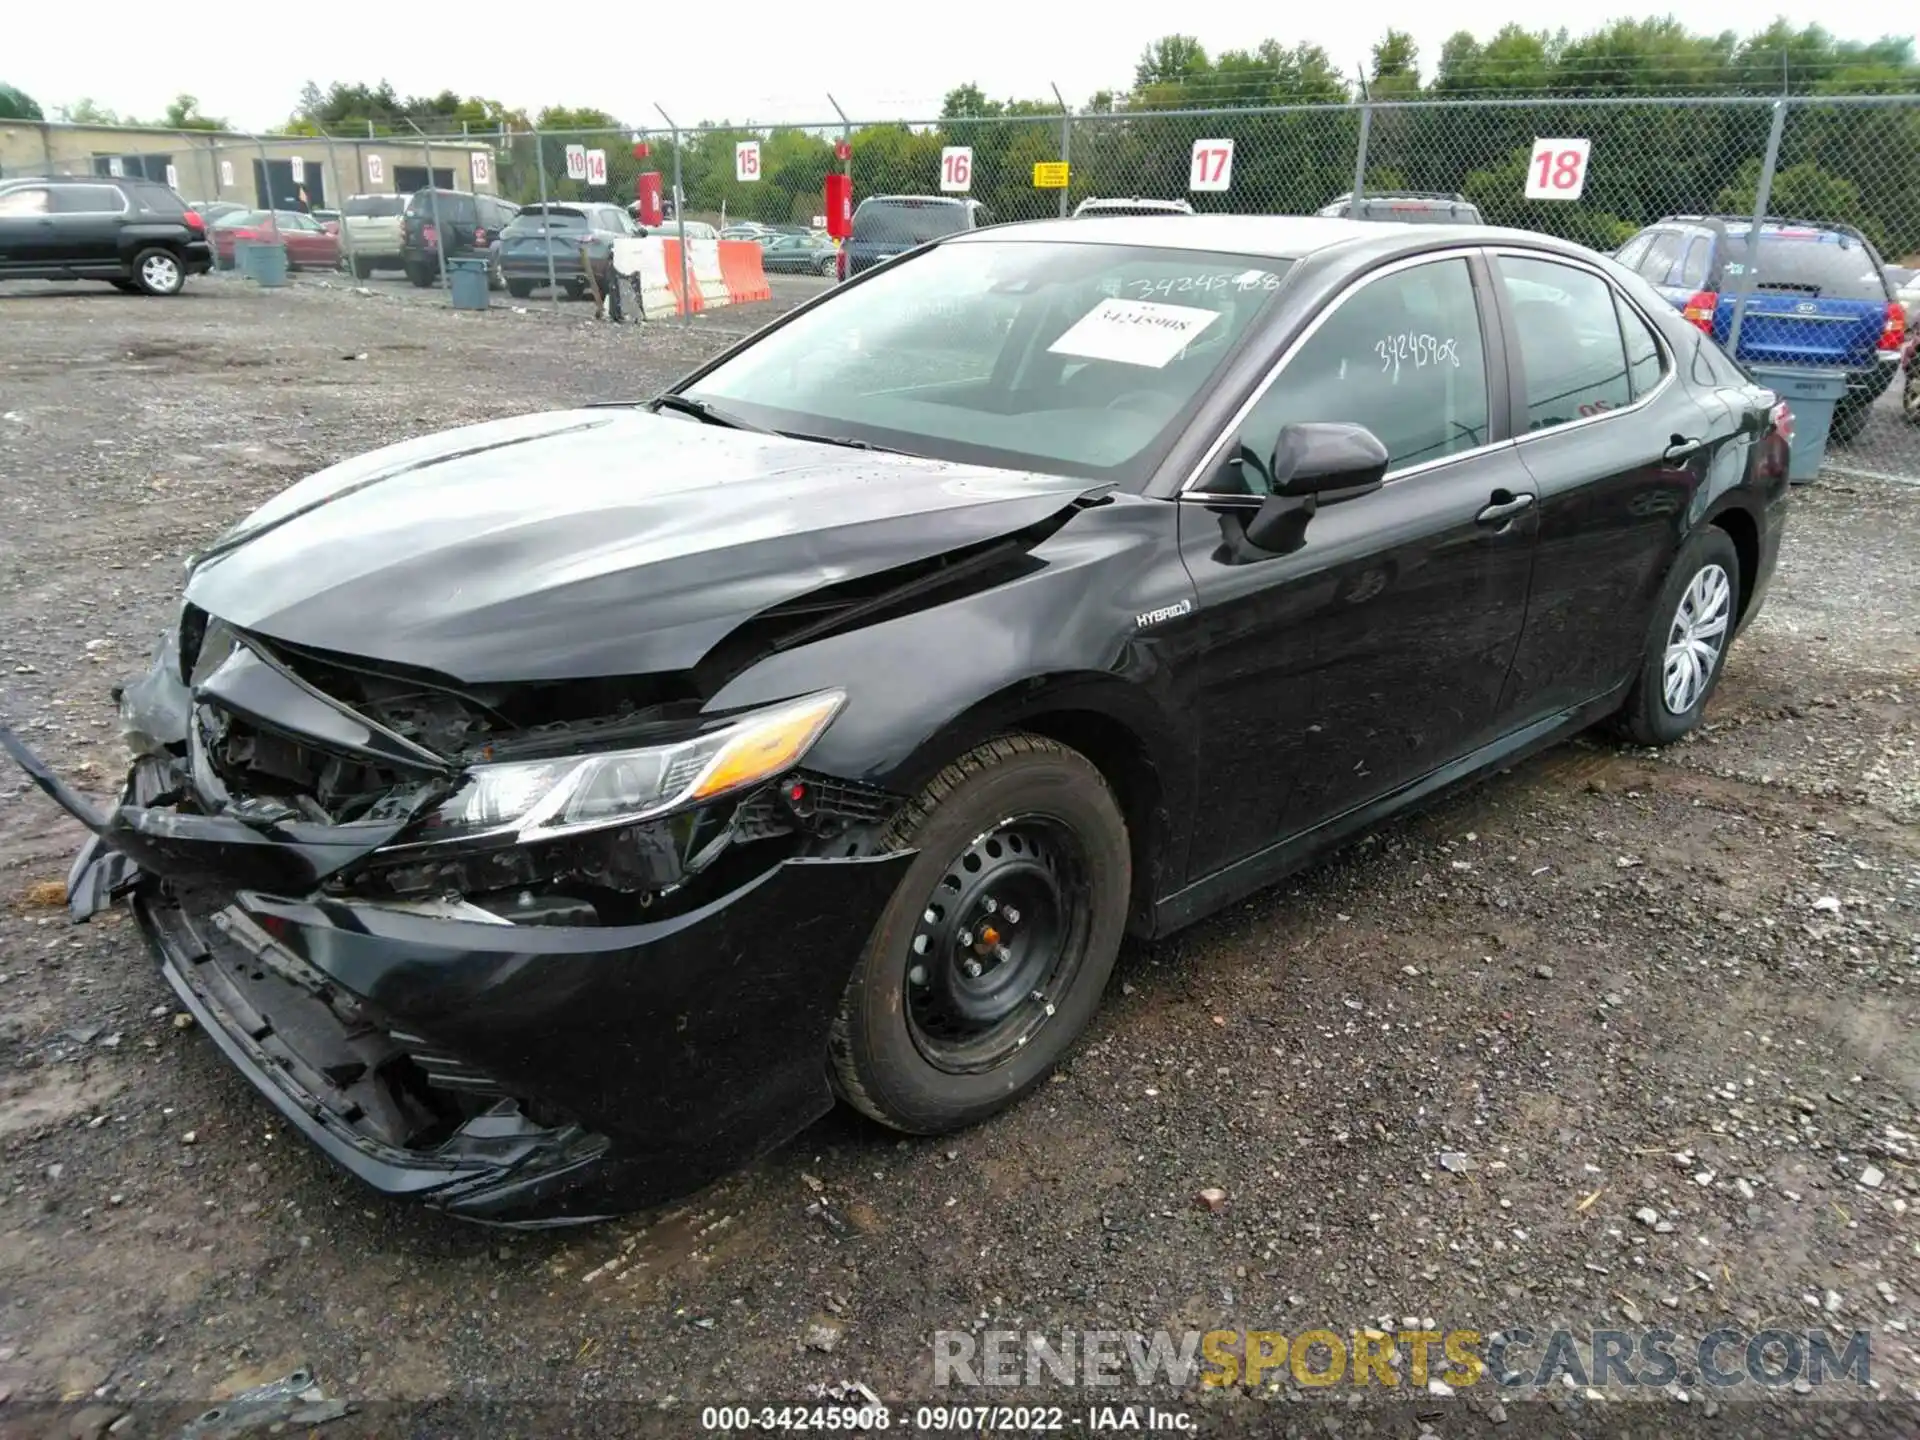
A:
[[185, 94, 1916, 476]]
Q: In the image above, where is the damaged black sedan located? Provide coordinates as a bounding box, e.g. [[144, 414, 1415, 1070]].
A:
[[4, 217, 1792, 1224]]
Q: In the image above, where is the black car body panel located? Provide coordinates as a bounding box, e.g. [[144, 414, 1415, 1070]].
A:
[[3, 215, 1789, 1224], [0, 176, 213, 286]]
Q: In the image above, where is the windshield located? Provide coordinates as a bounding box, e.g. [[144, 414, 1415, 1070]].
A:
[[682, 240, 1291, 484], [1719, 231, 1887, 301], [854, 201, 972, 245], [343, 195, 405, 217]]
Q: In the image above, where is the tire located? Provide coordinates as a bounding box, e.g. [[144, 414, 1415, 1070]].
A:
[[351, 257, 372, 280], [564, 279, 588, 301], [1615, 527, 1741, 747], [405, 262, 434, 289], [829, 734, 1130, 1134], [1827, 398, 1872, 445], [506, 279, 534, 299], [1905, 372, 1920, 427], [131, 247, 184, 296], [109, 279, 140, 293]]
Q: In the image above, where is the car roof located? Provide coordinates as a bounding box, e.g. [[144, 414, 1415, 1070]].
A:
[[950, 214, 1568, 261]]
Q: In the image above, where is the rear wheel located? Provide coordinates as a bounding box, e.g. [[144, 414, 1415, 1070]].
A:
[[131, 247, 184, 296], [1905, 371, 1920, 426], [563, 279, 588, 301], [351, 257, 372, 280], [506, 279, 534, 299], [829, 735, 1130, 1134], [1615, 527, 1741, 747], [1827, 398, 1873, 445], [405, 262, 434, 288]]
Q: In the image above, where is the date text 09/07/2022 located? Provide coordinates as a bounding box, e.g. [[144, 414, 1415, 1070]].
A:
[[697, 1404, 1194, 1431]]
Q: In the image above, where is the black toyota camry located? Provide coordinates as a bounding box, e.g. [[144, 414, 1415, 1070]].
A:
[[3, 216, 1793, 1225]]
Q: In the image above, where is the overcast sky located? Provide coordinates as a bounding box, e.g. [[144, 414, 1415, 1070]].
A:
[[8, 1, 1914, 131]]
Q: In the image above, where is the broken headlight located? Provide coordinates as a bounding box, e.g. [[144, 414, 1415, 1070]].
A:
[[416, 690, 844, 845]]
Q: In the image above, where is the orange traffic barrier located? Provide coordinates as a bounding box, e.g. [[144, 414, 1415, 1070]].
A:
[[659, 238, 702, 314], [717, 239, 772, 304]]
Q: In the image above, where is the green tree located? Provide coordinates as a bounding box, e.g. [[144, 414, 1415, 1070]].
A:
[[162, 94, 226, 131], [0, 83, 42, 121], [58, 98, 121, 124]]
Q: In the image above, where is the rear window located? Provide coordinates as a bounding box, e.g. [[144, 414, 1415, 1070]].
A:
[[343, 195, 406, 218], [1718, 231, 1888, 301], [507, 206, 588, 230], [407, 191, 476, 223], [854, 200, 971, 245]]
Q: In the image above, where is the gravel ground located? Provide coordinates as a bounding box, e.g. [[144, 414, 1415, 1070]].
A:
[[1, 276, 1918, 1439]]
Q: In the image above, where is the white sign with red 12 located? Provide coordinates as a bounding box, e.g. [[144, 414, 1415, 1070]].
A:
[[586, 149, 608, 186], [366, 154, 384, 185], [735, 141, 761, 182], [1189, 138, 1234, 193], [939, 146, 973, 193], [565, 144, 587, 181], [471, 151, 491, 185], [1524, 138, 1591, 200]]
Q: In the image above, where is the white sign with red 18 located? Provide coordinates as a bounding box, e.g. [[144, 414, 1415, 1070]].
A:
[[735, 141, 761, 182], [939, 146, 973, 193], [586, 149, 608, 186], [565, 144, 587, 181], [1524, 138, 1591, 200], [1189, 138, 1233, 193]]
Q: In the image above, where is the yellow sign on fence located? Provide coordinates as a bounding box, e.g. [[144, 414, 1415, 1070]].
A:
[[1032, 161, 1070, 189]]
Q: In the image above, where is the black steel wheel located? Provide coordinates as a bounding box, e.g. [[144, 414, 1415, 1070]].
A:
[[830, 734, 1130, 1134]]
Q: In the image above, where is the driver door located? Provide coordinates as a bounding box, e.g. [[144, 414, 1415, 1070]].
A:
[[1173, 252, 1539, 881]]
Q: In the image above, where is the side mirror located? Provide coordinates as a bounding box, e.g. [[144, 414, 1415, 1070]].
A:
[[1241, 423, 1389, 553]]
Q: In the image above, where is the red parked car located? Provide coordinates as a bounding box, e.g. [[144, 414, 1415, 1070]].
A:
[[211, 210, 341, 271]]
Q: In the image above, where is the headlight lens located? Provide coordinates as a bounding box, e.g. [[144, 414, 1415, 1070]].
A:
[[418, 690, 844, 844]]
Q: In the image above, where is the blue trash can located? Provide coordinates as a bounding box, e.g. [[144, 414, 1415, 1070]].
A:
[[1747, 364, 1849, 485], [231, 238, 253, 278], [447, 256, 491, 311], [240, 241, 287, 288]]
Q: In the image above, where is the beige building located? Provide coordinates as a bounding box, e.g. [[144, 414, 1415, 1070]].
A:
[[0, 120, 498, 208]]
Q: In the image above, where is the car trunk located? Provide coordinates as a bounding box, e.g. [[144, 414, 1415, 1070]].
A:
[[1711, 234, 1890, 367]]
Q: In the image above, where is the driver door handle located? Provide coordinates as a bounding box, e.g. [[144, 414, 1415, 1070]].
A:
[[1475, 490, 1535, 527], [1663, 436, 1706, 464]]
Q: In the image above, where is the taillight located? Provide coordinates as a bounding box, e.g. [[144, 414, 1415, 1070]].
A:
[[422, 223, 438, 249], [183, 210, 205, 232], [1682, 291, 1718, 333], [1879, 301, 1907, 356], [474, 226, 485, 246], [1764, 399, 1794, 480], [1771, 400, 1794, 443]]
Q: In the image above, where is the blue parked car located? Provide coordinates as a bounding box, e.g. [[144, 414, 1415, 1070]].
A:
[[839, 195, 994, 282], [1615, 215, 1906, 443]]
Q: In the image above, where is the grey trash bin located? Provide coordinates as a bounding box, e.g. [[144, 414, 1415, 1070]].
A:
[[1746, 364, 1849, 485], [447, 256, 491, 311]]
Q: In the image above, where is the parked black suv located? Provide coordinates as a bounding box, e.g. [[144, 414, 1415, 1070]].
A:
[[401, 189, 519, 287], [0, 176, 213, 295]]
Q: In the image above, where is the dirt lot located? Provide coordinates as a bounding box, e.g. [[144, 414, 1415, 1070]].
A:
[[1, 274, 1918, 1438]]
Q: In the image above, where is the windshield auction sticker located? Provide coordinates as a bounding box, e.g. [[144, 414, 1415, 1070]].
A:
[[1048, 298, 1221, 368]]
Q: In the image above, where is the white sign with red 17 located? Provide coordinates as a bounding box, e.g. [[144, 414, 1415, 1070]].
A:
[[565, 144, 588, 181], [1189, 137, 1234, 193], [735, 141, 761, 182], [471, 151, 491, 185], [939, 146, 973, 193], [586, 149, 608, 186], [1524, 138, 1591, 200]]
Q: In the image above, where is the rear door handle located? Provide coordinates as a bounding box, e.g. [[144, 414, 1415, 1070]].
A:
[[1663, 436, 1705, 464], [1476, 490, 1536, 527]]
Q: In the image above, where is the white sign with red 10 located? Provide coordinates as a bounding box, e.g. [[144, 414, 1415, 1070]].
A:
[[1524, 139, 1591, 200]]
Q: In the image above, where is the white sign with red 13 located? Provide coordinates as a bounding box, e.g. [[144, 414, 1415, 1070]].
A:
[[1189, 138, 1233, 193], [1524, 139, 1591, 200]]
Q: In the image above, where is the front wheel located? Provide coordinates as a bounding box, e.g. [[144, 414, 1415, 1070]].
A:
[[1903, 371, 1920, 426], [1615, 527, 1742, 747], [506, 279, 534, 299], [829, 735, 1130, 1134]]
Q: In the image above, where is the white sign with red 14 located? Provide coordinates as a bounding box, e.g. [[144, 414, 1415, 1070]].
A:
[[1189, 138, 1234, 193], [471, 151, 491, 185], [939, 146, 973, 193], [1524, 138, 1591, 200], [586, 149, 608, 186], [736, 141, 761, 182], [565, 144, 588, 181]]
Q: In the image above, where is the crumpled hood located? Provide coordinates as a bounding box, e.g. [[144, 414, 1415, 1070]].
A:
[[186, 408, 1096, 683]]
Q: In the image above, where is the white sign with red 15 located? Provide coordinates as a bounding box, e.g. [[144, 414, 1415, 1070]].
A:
[[939, 146, 973, 193], [1524, 138, 1591, 200], [736, 141, 761, 182], [586, 149, 608, 186], [565, 144, 587, 181], [1189, 138, 1234, 193]]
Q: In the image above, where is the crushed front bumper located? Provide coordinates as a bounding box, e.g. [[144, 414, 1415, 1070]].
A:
[[3, 708, 910, 1226]]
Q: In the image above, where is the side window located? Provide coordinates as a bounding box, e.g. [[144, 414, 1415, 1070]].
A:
[[1225, 257, 1490, 485], [1498, 256, 1633, 431], [52, 185, 126, 214], [1678, 237, 1711, 290], [0, 188, 50, 216], [1637, 232, 1684, 284], [1615, 293, 1666, 400]]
